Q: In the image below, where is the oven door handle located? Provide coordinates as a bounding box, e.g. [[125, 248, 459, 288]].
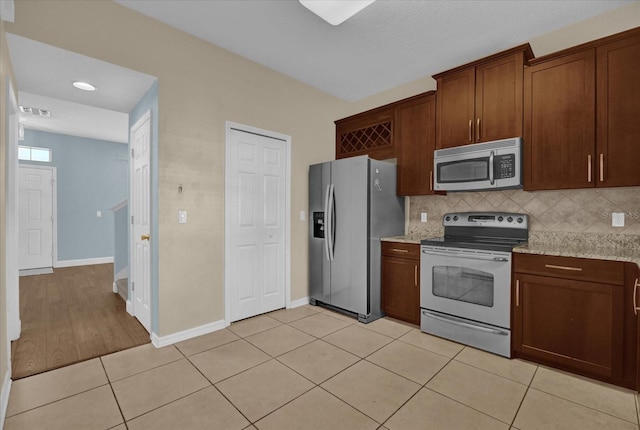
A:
[[421, 249, 509, 262], [422, 310, 508, 336]]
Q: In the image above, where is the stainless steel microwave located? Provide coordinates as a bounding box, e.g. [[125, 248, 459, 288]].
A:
[[433, 137, 522, 191]]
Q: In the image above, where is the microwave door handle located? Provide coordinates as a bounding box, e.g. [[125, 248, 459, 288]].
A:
[[489, 151, 495, 185], [421, 249, 509, 262]]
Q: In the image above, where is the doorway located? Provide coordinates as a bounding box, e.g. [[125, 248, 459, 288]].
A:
[[225, 123, 291, 324], [6, 34, 158, 378], [17, 165, 55, 272]]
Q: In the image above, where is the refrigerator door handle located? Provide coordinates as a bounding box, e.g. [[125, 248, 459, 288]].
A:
[[323, 184, 331, 261], [327, 184, 335, 261]]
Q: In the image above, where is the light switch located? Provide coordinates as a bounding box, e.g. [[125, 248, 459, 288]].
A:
[[421, 212, 427, 223], [178, 210, 187, 224], [96, 211, 102, 218], [612, 212, 625, 227]]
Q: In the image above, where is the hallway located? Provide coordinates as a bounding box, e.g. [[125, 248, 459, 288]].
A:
[[11, 264, 150, 379]]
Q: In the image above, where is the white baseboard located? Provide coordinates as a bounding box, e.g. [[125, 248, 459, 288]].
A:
[[19, 267, 53, 276], [112, 282, 118, 293], [1, 370, 12, 429], [114, 267, 128, 281], [55, 257, 114, 268], [126, 300, 133, 315], [151, 319, 226, 348], [288, 297, 310, 309]]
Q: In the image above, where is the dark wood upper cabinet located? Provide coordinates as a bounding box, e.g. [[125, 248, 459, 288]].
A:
[[396, 92, 437, 196], [524, 27, 640, 191], [335, 92, 438, 196], [435, 68, 475, 148], [596, 32, 640, 187], [335, 105, 396, 160], [434, 45, 533, 149], [524, 50, 596, 190]]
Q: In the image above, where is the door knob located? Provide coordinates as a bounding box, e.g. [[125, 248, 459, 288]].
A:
[[141, 234, 150, 241]]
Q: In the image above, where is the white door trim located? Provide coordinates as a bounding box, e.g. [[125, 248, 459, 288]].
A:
[[224, 121, 291, 326], [6, 80, 20, 341], [128, 109, 152, 332], [18, 164, 57, 271]]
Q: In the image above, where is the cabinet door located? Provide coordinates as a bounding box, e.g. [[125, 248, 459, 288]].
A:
[[596, 33, 640, 187], [513, 273, 624, 379], [396, 93, 436, 195], [436, 68, 475, 149], [382, 256, 420, 325], [475, 53, 523, 143], [524, 50, 596, 190]]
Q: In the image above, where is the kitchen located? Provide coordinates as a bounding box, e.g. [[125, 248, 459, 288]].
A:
[[316, 20, 640, 381], [1, 1, 640, 429]]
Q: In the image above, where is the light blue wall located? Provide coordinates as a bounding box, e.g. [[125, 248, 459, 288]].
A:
[[129, 80, 159, 333], [20, 129, 128, 262], [113, 203, 128, 276]]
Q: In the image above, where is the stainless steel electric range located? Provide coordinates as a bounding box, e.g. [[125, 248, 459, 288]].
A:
[[420, 212, 528, 357]]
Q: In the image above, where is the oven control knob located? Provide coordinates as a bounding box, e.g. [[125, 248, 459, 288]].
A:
[[497, 216, 504, 222], [517, 217, 524, 224], [445, 216, 451, 221], [507, 216, 513, 223], [453, 216, 458, 221]]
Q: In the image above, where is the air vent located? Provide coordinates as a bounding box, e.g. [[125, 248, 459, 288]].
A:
[[19, 106, 51, 117]]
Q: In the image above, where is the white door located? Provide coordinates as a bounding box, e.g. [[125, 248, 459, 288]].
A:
[[130, 111, 151, 332], [18, 166, 54, 270], [227, 127, 287, 322]]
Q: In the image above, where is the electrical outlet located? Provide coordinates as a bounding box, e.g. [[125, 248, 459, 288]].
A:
[[612, 212, 625, 227], [300, 210, 306, 221], [421, 212, 427, 223], [96, 211, 102, 218]]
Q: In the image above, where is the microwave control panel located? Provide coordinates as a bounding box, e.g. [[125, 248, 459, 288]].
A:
[[494, 154, 516, 179]]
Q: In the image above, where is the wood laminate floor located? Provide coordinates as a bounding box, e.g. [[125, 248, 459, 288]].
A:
[[11, 263, 150, 379]]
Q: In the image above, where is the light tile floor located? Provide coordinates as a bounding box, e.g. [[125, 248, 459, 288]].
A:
[[4, 305, 640, 430]]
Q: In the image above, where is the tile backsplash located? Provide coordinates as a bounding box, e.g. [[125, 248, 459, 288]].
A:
[[409, 187, 640, 236]]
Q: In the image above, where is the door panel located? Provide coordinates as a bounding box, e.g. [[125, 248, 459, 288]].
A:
[[476, 53, 523, 142], [596, 33, 640, 187], [330, 157, 368, 315], [228, 128, 287, 321], [524, 51, 595, 190], [309, 163, 331, 305], [18, 166, 53, 270], [436, 68, 475, 149], [131, 111, 151, 332]]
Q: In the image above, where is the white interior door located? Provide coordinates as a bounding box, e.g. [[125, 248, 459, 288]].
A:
[[130, 111, 151, 332], [18, 166, 54, 270], [227, 127, 287, 322]]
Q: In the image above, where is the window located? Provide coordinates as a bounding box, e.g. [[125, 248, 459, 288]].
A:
[[18, 145, 52, 163]]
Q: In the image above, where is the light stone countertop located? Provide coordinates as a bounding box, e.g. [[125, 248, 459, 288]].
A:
[[383, 230, 640, 267], [380, 235, 432, 245], [514, 231, 640, 267]]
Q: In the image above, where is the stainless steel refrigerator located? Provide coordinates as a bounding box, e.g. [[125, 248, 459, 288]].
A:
[[309, 155, 405, 323]]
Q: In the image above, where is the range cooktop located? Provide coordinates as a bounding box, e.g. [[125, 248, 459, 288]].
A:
[[421, 212, 529, 253]]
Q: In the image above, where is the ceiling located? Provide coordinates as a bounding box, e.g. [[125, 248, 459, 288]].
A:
[[115, 0, 633, 102], [6, 33, 156, 143], [6, 0, 634, 143]]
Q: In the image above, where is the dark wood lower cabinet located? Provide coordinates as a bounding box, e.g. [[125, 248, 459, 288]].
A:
[[513, 253, 638, 390], [381, 242, 420, 325]]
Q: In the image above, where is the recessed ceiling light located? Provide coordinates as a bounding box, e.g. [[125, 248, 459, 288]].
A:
[[299, 0, 375, 26], [72, 81, 96, 91]]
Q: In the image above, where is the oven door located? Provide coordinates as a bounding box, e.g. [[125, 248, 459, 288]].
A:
[[420, 246, 511, 328]]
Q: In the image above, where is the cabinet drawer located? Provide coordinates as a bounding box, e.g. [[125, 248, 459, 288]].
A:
[[513, 253, 624, 285], [382, 242, 420, 260]]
